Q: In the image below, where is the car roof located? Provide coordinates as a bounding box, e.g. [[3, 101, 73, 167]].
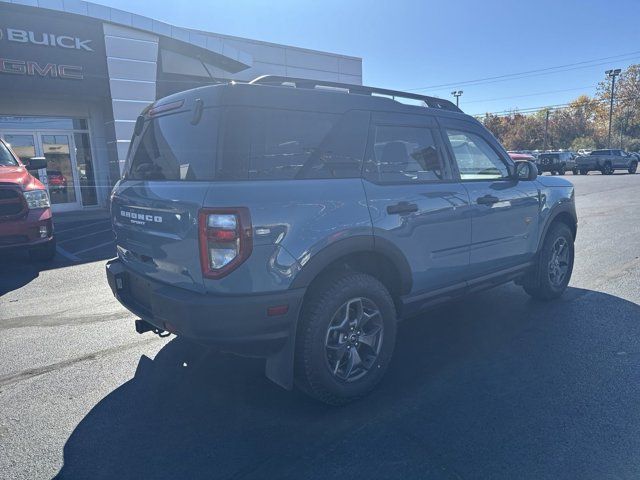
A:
[[155, 78, 481, 126]]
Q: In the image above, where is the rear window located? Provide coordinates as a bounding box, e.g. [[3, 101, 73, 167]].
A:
[[219, 108, 369, 180], [128, 108, 220, 181], [0, 142, 19, 167]]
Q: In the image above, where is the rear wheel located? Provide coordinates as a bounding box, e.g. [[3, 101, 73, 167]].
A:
[[295, 272, 397, 405], [572, 168, 579, 175], [580, 169, 589, 175], [601, 162, 614, 175], [557, 164, 566, 175], [523, 223, 574, 300], [629, 161, 638, 174]]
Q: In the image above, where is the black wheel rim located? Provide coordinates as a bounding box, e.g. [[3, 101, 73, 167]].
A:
[[548, 237, 570, 287], [324, 297, 384, 382]]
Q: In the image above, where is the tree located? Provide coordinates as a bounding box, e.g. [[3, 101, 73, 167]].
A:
[[479, 64, 640, 150], [571, 136, 596, 151]]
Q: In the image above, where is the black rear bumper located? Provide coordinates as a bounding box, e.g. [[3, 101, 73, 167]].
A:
[[106, 258, 304, 356]]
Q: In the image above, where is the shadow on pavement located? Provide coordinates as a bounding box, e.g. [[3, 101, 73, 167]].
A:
[[0, 248, 113, 296], [55, 285, 640, 480]]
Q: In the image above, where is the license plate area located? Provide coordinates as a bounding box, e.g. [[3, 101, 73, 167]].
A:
[[127, 272, 152, 312]]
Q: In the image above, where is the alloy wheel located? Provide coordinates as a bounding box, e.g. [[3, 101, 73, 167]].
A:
[[324, 297, 384, 382], [548, 237, 570, 287]]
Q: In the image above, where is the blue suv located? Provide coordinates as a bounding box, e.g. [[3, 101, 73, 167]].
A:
[[107, 76, 577, 404]]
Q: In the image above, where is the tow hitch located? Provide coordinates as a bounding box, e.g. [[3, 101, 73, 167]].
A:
[[135, 319, 170, 337]]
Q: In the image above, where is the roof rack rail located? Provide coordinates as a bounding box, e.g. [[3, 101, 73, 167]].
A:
[[248, 75, 462, 113]]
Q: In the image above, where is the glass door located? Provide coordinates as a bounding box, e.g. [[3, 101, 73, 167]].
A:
[[38, 133, 82, 212], [1, 130, 86, 212]]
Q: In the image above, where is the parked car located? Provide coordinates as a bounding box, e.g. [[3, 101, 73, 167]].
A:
[[575, 149, 638, 175], [536, 151, 577, 175], [508, 152, 536, 163], [106, 76, 577, 404], [0, 139, 56, 261], [46, 170, 67, 192]]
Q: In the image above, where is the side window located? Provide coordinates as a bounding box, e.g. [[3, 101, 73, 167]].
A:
[[445, 130, 509, 180], [364, 125, 445, 183], [219, 108, 367, 180]]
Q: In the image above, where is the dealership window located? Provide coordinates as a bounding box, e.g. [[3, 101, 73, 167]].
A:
[[0, 116, 87, 130], [0, 116, 98, 207]]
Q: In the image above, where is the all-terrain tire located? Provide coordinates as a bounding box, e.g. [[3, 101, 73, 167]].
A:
[[523, 223, 574, 301], [295, 272, 397, 405]]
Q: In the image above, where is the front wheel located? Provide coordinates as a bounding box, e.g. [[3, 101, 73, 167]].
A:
[[523, 223, 574, 300], [572, 168, 579, 175], [295, 273, 397, 405], [629, 161, 638, 174], [580, 169, 589, 175], [557, 165, 566, 175]]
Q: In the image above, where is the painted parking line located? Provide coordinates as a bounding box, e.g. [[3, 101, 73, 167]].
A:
[[55, 219, 111, 234], [55, 245, 81, 262], [58, 228, 114, 245], [72, 240, 116, 256]]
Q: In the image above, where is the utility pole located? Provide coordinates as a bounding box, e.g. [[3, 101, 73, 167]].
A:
[[543, 109, 550, 151], [606, 68, 621, 148], [451, 90, 463, 107]]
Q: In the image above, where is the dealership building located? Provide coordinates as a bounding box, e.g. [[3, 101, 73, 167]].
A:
[[0, 0, 362, 212]]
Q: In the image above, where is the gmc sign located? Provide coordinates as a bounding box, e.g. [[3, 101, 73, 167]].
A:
[[0, 58, 83, 79]]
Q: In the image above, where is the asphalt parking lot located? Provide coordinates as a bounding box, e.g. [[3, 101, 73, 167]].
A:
[[54, 216, 114, 264], [1, 173, 640, 479]]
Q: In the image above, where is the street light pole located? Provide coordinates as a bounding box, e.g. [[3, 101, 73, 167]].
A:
[[451, 90, 463, 107], [606, 68, 621, 148]]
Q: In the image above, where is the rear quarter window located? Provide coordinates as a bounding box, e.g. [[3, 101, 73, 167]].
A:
[[219, 108, 369, 180]]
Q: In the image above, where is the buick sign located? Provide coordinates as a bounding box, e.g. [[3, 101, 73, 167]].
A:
[[1, 28, 94, 51]]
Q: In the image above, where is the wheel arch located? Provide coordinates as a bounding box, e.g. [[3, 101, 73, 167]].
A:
[[538, 204, 577, 251], [290, 236, 412, 304]]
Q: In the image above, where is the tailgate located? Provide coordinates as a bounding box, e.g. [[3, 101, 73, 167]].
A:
[[111, 180, 210, 293]]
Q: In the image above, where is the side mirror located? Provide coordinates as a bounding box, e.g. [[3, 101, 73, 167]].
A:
[[515, 160, 538, 181], [25, 156, 47, 170]]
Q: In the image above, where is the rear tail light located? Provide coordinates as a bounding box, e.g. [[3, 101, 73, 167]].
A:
[[198, 208, 252, 279]]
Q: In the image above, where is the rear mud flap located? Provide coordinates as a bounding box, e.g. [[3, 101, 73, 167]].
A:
[[265, 310, 299, 390]]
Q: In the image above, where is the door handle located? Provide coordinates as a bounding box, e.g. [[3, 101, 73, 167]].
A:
[[476, 194, 500, 205], [387, 202, 418, 215]]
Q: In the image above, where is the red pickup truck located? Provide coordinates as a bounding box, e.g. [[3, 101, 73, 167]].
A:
[[0, 138, 56, 261]]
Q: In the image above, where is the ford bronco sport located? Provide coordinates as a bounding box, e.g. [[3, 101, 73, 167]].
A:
[[107, 76, 577, 405]]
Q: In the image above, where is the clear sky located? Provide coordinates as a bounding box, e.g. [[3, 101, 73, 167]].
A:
[[95, 0, 640, 115]]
